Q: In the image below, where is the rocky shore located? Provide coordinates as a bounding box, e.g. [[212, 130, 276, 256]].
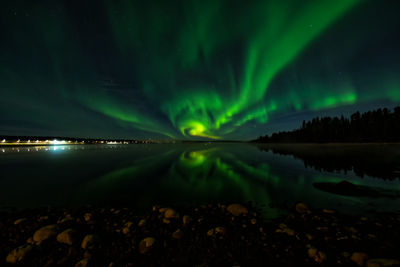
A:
[[1, 203, 400, 266]]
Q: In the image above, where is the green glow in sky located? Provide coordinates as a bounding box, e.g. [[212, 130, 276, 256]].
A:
[[1, 0, 399, 139]]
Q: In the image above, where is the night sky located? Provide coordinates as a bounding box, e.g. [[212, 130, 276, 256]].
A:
[[1, 0, 399, 140]]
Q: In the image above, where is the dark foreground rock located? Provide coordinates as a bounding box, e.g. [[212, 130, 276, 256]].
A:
[[1, 203, 399, 266]]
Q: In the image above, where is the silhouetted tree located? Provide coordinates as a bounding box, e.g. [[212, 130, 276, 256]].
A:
[[253, 106, 400, 143]]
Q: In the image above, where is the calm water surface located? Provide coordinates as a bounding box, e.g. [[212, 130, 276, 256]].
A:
[[1, 143, 400, 218]]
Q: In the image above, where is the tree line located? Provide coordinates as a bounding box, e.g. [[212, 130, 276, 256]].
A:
[[253, 106, 400, 143]]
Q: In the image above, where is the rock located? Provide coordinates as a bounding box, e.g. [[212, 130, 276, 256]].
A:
[[207, 229, 215, 237], [172, 229, 184, 239], [81, 234, 100, 250], [33, 225, 58, 244], [14, 218, 27, 225], [38, 215, 49, 222], [295, 203, 310, 214], [306, 234, 314, 240], [227, 204, 248, 216], [84, 213, 93, 223], [164, 208, 179, 219], [58, 215, 75, 224], [6, 244, 33, 264], [122, 221, 134, 234], [159, 207, 168, 213], [251, 218, 257, 225], [366, 259, 400, 267], [183, 215, 192, 225], [75, 258, 89, 267], [163, 218, 171, 224], [351, 252, 369, 266], [308, 248, 326, 263], [83, 251, 92, 259], [57, 229, 76, 245], [138, 237, 156, 254], [322, 209, 335, 214], [308, 248, 318, 258], [207, 227, 227, 238], [138, 219, 146, 227], [276, 223, 295, 236], [215, 227, 227, 236]]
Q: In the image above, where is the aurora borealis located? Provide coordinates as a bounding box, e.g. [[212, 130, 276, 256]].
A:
[[1, 0, 400, 139]]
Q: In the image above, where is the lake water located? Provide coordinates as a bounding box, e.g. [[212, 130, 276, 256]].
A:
[[1, 143, 400, 218]]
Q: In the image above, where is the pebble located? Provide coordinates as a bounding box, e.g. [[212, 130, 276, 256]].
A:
[[295, 203, 310, 214], [351, 252, 369, 266], [138, 237, 156, 254], [227, 204, 248, 216], [366, 258, 400, 267], [56, 229, 76, 245], [164, 208, 179, 219], [172, 229, 184, 239], [75, 258, 89, 267], [14, 218, 27, 225], [81, 234, 100, 250]]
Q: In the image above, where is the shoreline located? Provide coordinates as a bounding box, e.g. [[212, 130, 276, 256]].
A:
[[1, 203, 399, 266]]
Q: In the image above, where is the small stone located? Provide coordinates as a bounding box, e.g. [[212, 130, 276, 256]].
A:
[[163, 218, 171, 224], [183, 215, 192, 225], [81, 235, 100, 250], [38, 216, 49, 221], [138, 237, 156, 254], [75, 258, 89, 267], [138, 219, 146, 227], [6, 244, 33, 264], [306, 234, 314, 240], [342, 252, 351, 258], [227, 204, 248, 216], [58, 215, 75, 224], [308, 248, 318, 258], [57, 229, 77, 245], [14, 218, 27, 225], [33, 225, 59, 244], [351, 252, 368, 266], [251, 218, 257, 225], [366, 259, 400, 267], [159, 207, 168, 213], [215, 227, 227, 236], [207, 229, 214, 236], [83, 251, 92, 259], [322, 209, 335, 214], [122, 222, 134, 234], [164, 208, 179, 219], [84, 213, 93, 223], [276, 223, 295, 236], [368, 234, 377, 239], [316, 252, 327, 263], [172, 229, 184, 239], [295, 203, 310, 214], [308, 248, 327, 263]]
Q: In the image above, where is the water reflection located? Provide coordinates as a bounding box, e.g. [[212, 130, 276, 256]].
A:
[[81, 146, 276, 217], [1, 143, 400, 217], [256, 144, 400, 180]]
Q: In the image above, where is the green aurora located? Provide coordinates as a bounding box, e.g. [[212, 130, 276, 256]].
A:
[[1, 0, 399, 139]]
